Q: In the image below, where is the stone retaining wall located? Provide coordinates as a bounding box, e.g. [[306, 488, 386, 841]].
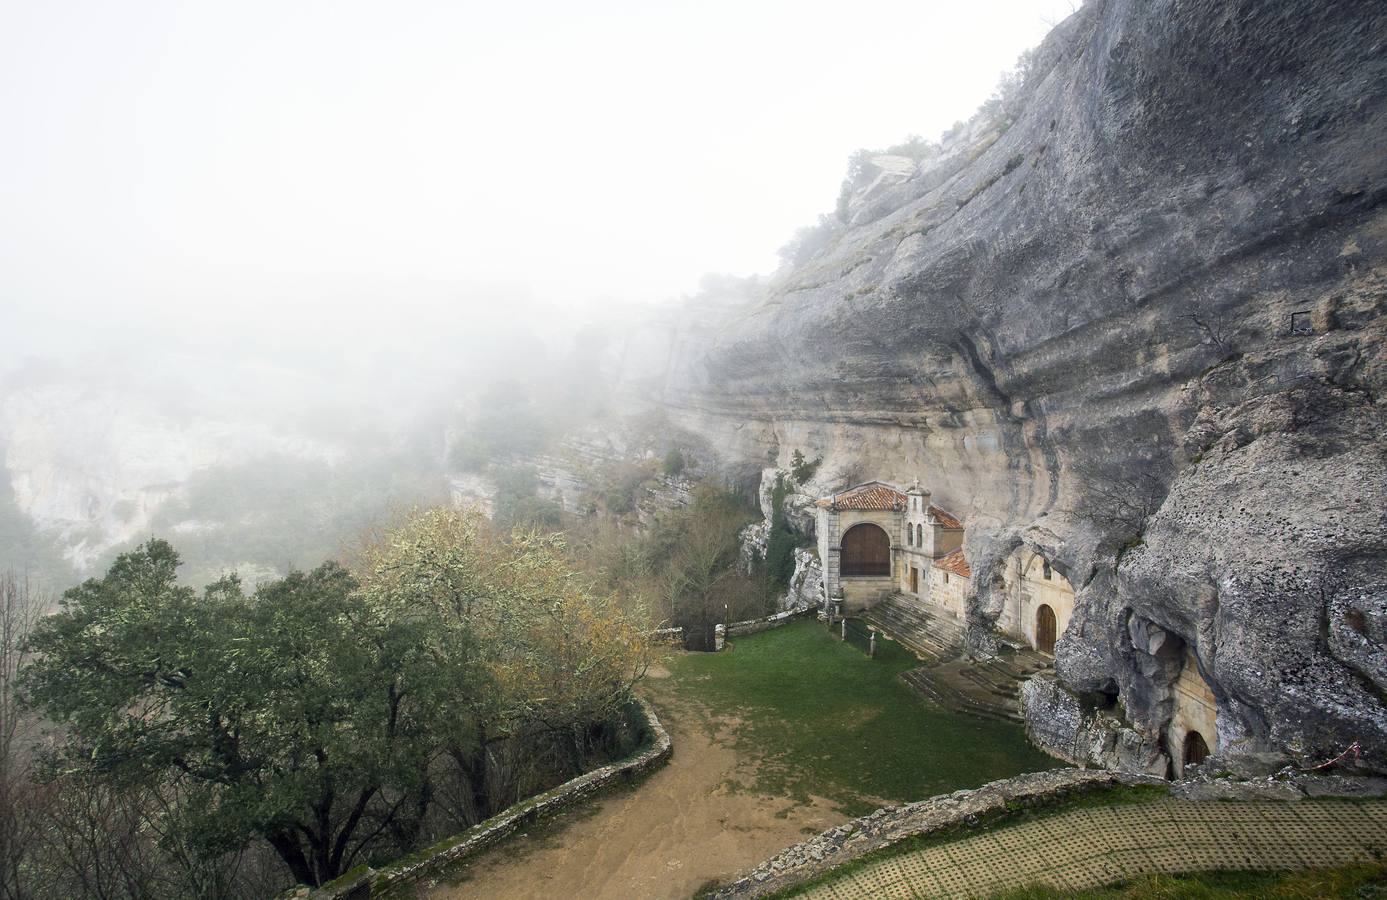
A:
[[712, 766, 1387, 898], [289, 698, 672, 900], [712, 769, 1167, 898]]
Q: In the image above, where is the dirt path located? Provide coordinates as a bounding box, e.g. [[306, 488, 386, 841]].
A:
[[418, 667, 842, 900]]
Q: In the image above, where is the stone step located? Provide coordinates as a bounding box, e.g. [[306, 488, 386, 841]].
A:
[[898, 647, 1056, 725], [861, 595, 966, 667], [900, 667, 1022, 723]]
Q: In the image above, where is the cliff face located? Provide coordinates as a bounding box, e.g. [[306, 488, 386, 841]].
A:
[[647, 0, 1387, 772]]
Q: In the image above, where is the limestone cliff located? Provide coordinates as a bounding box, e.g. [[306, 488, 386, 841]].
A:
[[641, 0, 1387, 774]]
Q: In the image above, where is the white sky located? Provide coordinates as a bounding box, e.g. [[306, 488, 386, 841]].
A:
[[1, 0, 1076, 367]]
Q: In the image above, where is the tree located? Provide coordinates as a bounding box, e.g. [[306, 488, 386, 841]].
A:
[[354, 507, 649, 825], [762, 475, 808, 592], [21, 518, 650, 890], [1, 571, 44, 900], [789, 449, 820, 485], [663, 448, 686, 478], [19, 542, 442, 887]]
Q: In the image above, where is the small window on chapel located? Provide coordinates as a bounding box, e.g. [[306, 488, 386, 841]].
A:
[[943, 572, 949, 584], [1042, 560, 1052, 580]]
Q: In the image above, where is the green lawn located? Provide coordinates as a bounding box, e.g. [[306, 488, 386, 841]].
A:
[[658, 618, 1058, 816]]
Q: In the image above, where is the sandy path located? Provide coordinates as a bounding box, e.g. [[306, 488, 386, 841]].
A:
[[418, 670, 841, 900]]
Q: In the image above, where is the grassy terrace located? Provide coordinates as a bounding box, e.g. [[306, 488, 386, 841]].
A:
[[657, 618, 1057, 817]]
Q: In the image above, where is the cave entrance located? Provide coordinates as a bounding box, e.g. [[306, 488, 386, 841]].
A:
[[841, 523, 891, 577], [1183, 730, 1210, 768], [1036, 604, 1057, 654]]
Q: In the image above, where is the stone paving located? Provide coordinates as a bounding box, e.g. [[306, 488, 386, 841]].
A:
[[801, 798, 1387, 899]]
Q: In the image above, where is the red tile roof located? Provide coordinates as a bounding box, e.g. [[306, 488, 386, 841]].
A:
[[933, 548, 971, 578], [814, 482, 905, 511], [929, 505, 962, 529]]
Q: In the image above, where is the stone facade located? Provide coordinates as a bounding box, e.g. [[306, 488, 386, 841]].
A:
[[998, 550, 1077, 654], [927, 550, 971, 618], [1168, 647, 1220, 777], [816, 480, 963, 614]]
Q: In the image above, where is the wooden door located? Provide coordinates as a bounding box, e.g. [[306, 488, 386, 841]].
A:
[[1183, 731, 1210, 768], [909, 566, 919, 593], [1036, 604, 1057, 654], [841, 523, 890, 577]]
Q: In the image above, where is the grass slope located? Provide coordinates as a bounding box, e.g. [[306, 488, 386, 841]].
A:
[[663, 619, 1057, 816]]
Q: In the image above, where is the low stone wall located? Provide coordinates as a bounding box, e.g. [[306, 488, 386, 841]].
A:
[[652, 625, 685, 644], [291, 698, 672, 900], [711, 765, 1387, 898], [727, 606, 816, 637], [712, 769, 1167, 898]]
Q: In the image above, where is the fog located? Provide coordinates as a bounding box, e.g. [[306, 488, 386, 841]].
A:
[[1, 0, 1076, 584], [4, 0, 1072, 366]]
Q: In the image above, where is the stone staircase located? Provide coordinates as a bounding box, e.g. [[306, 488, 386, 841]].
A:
[[861, 594, 965, 665], [899, 648, 1053, 723]]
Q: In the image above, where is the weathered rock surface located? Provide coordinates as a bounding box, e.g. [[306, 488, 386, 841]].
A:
[[783, 548, 823, 610], [632, 0, 1387, 774]]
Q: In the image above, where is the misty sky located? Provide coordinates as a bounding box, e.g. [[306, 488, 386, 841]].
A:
[[2, 0, 1076, 370]]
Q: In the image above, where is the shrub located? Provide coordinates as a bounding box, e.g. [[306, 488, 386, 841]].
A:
[[790, 449, 821, 485]]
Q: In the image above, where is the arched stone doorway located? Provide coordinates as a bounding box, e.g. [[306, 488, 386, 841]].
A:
[[1035, 604, 1057, 654], [1183, 730, 1210, 768], [841, 523, 891, 577]]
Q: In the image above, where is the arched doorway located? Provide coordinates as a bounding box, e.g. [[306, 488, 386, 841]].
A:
[[1183, 731, 1210, 768], [841, 523, 890, 577], [1035, 604, 1057, 654]]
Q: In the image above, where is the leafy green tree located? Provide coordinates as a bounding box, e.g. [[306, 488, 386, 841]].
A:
[[19, 541, 447, 887]]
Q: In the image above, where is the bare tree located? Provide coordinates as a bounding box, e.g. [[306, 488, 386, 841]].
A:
[[1179, 311, 1238, 355], [1066, 458, 1174, 550], [0, 571, 44, 900]]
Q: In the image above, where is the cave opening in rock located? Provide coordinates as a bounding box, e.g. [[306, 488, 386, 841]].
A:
[[1036, 604, 1057, 654], [1183, 730, 1210, 768], [840, 522, 891, 577]]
